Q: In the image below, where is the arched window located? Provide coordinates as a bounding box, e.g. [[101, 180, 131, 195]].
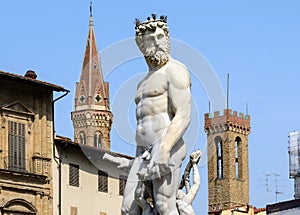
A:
[[79, 131, 86, 145], [215, 137, 223, 179], [235, 137, 241, 179], [94, 131, 102, 148], [2, 198, 37, 214]]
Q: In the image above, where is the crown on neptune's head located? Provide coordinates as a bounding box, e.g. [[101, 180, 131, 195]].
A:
[[135, 14, 169, 36]]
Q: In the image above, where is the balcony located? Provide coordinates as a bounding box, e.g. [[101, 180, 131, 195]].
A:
[[0, 156, 48, 183], [2, 156, 32, 173]]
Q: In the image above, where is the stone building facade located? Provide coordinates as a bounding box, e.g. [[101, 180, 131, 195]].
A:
[[205, 109, 251, 213], [0, 70, 68, 215]]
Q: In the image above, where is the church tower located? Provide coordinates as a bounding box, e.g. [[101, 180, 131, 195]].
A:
[[204, 109, 250, 213], [71, 4, 112, 150]]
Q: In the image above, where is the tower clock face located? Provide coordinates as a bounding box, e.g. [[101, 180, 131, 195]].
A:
[[79, 95, 86, 103], [94, 94, 102, 103]]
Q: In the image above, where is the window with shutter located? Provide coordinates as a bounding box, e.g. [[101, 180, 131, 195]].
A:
[[70, 206, 78, 215], [69, 164, 79, 187], [8, 121, 26, 172], [98, 170, 108, 192]]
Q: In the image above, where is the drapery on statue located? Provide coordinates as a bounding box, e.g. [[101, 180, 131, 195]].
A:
[[105, 14, 192, 215]]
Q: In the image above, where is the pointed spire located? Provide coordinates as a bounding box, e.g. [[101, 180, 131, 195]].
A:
[[71, 3, 112, 150], [74, 4, 109, 111]]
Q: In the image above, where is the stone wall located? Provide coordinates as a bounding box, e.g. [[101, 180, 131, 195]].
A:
[[0, 75, 54, 214]]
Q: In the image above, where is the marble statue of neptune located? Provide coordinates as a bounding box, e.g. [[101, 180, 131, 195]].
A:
[[115, 14, 191, 215]]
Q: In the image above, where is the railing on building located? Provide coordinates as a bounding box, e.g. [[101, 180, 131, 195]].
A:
[[2, 156, 33, 173]]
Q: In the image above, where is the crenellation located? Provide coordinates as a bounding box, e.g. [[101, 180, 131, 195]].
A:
[[239, 112, 244, 118], [214, 111, 220, 117], [205, 109, 250, 135], [233, 110, 238, 116]]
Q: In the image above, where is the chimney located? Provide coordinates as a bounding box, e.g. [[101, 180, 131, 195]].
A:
[[24, 70, 37, 79]]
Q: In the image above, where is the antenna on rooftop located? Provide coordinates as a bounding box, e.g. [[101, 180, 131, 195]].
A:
[[246, 103, 248, 116], [258, 173, 272, 203], [273, 173, 285, 202], [264, 173, 271, 193], [208, 101, 211, 114], [226, 73, 230, 109]]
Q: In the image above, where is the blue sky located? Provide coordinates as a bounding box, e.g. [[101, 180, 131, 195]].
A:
[[1, 1, 300, 214]]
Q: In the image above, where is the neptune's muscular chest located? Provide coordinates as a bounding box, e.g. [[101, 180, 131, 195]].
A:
[[135, 70, 168, 105]]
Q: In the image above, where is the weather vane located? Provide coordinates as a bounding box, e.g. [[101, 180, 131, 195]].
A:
[[90, 1, 93, 17]]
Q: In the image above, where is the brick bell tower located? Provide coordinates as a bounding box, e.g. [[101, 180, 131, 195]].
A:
[[71, 4, 112, 150], [204, 109, 250, 213]]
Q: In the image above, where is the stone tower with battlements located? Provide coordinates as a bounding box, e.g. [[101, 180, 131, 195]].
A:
[[204, 109, 251, 213], [71, 8, 112, 150]]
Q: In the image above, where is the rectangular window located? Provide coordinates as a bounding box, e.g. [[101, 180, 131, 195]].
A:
[[235, 162, 239, 179], [217, 140, 223, 179], [119, 175, 127, 196], [98, 170, 108, 192], [235, 138, 241, 179], [70, 206, 78, 215], [8, 121, 25, 172], [69, 163, 79, 187]]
